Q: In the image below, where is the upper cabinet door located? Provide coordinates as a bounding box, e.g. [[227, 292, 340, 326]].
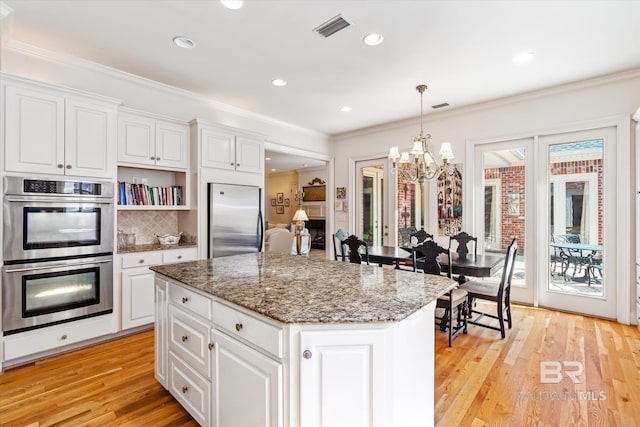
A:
[[65, 98, 116, 178], [4, 85, 65, 175], [200, 127, 236, 170], [117, 114, 156, 167], [235, 135, 264, 174], [155, 120, 189, 170]]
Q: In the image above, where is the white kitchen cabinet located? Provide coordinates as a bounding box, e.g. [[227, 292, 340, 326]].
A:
[[120, 248, 197, 330], [155, 277, 169, 388], [4, 81, 118, 178], [118, 110, 189, 170], [154, 276, 436, 427], [299, 329, 384, 427], [635, 106, 640, 328], [198, 123, 264, 174], [212, 329, 283, 427]]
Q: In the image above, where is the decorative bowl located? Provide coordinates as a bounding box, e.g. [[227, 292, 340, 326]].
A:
[[155, 232, 182, 245]]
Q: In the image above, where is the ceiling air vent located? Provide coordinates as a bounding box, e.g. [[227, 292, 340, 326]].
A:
[[432, 102, 450, 109], [313, 14, 352, 38]]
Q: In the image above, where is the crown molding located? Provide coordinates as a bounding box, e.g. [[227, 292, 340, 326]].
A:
[[4, 39, 327, 138], [333, 67, 640, 141]]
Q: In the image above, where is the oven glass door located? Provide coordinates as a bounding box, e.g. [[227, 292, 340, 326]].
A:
[[24, 267, 100, 316], [25, 207, 101, 249], [2, 256, 113, 335]]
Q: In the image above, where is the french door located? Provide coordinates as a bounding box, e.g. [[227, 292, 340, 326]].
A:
[[473, 138, 534, 305], [356, 159, 386, 246], [538, 127, 617, 318]]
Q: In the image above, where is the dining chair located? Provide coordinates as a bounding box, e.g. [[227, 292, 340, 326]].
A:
[[342, 234, 369, 265], [460, 238, 517, 339], [551, 234, 589, 280], [412, 240, 467, 347], [448, 231, 478, 257], [398, 226, 417, 246], [332, 228, 348, 261], [409, 228, 433, 246]]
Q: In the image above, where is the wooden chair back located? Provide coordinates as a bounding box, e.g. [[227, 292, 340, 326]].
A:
[[412, 240, 451, 278], [449, 231, 478, 257], [409, 229, 433, 246], [343, 235, 369, 265]]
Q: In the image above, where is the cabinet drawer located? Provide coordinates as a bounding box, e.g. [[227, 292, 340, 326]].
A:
[[121, 251, 162, 269], [169, 352, 211, 427], [169, 305, 212, 378], [162, 248, 198, 264], [169, 284, 212, 321], [212, 301, 283, 359], [3, 314, 113, 361]]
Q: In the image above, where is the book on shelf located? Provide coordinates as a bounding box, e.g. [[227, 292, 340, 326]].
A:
[[117, 181, 184, 206]]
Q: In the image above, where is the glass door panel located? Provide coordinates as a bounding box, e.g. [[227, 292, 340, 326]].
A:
[[356, 160, 386, 246]]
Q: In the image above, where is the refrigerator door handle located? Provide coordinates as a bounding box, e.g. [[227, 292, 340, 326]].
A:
[[257, 210, 264, 252]]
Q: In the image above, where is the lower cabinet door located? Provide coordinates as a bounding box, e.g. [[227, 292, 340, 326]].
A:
[[122, 268, 156, 329], [169, 352, 211, 426], [212, 330, 283, 427], [300, 329, 384, 427]]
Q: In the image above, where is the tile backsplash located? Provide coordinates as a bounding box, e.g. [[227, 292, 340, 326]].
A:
[[118, 211, 185, 244]]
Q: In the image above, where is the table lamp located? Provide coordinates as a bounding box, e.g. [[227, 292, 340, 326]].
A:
[[292, 209, 309, 255]]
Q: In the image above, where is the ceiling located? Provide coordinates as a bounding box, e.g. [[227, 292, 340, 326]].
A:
[[2, 0, 639, 137], [265, 149, 326, 175]]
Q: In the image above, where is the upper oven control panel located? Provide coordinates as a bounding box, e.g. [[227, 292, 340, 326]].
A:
[[3, 176, 114, 199]]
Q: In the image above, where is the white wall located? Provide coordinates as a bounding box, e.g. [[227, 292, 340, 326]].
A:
[[333, 71, 640, 235], [0, 44, 332, 155]]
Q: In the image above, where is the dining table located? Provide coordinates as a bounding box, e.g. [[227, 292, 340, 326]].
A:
[[549, 242, 603, 283], [366, 245, 505, 279]]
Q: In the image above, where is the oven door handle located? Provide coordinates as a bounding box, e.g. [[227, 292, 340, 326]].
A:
[[4, 196, 113, 204], [4, 259, 112, 273]]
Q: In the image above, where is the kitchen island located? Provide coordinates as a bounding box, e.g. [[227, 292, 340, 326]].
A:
[[151, 252, 457, 427]]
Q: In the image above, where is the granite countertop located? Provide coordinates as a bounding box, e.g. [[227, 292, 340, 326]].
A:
[[150, 252, 457, 325], [118, 242, 198, 254]]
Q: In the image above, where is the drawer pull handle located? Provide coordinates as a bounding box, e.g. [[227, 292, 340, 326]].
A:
[[208, 343, 215, 351], [235, 323, 243, 332], [181, 335, 188, 342], [61, 334, 68, 340], [303, 350, 312, 359], [182, 297, 189, 303], [182, 386, 188, 394]]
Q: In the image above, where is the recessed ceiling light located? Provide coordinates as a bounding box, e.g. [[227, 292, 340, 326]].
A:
[[513, 52, 534, 64], [265, 157, 271, 161], [173, 36, 195, 49], [303, 164, 309, 167], [271, 168, 277, 172], [363, 33, 384, 46], [340, 106, 352, 112], [221, 0, 243, 9], [272, 79, 287, 87]]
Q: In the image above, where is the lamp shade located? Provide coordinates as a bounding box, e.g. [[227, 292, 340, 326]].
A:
[[388, 146, 400, 160], [439, 142, 454, 160], [292, 209, 309, 222]]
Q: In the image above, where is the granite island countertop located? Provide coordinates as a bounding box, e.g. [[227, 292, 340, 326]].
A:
[[150, 252, 457, 325]]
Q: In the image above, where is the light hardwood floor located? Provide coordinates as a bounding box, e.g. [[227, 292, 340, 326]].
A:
[[1, 304, 638, 426]]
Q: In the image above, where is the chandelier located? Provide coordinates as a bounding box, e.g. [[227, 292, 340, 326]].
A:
[[388, 84, 455, 184]]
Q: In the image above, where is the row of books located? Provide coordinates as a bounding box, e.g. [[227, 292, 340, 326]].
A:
[[117, 181, 183, 206]]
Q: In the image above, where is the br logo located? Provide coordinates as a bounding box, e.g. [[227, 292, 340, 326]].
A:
[[540, 361, 584, 384]]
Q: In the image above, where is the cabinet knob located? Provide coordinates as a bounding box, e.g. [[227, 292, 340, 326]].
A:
[[236, 163, 240, 167], [182, 386, 189, 394], [302, 350, 312, 359], [230, 162, 235, 166], [182, 297, 189, 303], [150, 156, 156, 160], [208, 343, 215, 351], [177, 255, 182, 259], [156, 157, 160, 161], [235, 323, 243, 332], [139, 259, 144, 263], [181, 335, 188, 342], [66, 164, 72, 169], [57, 163, 64, 168], [61, 334, 68, 340]]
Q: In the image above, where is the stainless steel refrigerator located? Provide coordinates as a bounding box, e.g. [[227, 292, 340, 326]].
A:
[[208, 183, 263, 258]]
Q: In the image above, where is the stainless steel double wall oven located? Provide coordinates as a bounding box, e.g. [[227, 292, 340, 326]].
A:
[[2, 176, 114, 335]]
